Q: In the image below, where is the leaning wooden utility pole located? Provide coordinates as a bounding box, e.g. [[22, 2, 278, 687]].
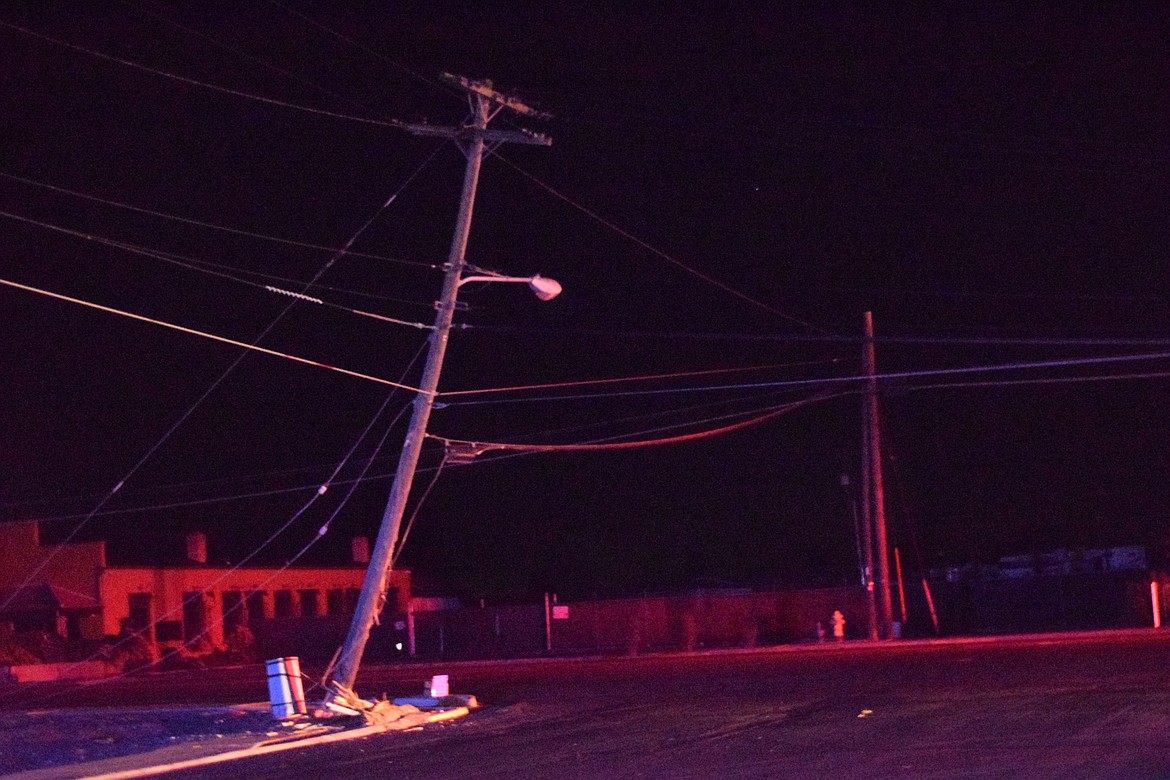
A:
[[326, 75, 551, 703], [863, 311, 895, 639]]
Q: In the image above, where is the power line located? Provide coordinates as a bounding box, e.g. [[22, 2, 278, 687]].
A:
[[477, 386, 828, 453], [3, 483, 360, 523], [9, 388, 812, 521], [0, 19, 407, 129], [440, 349, 1170, 406], [0, 347, 426, 708], [460, 322, 1170, 348], [121, 0, 378, 115], [812, 281, 1168, 303], [167, 256, 433, 308], [430, 394, 836, 456], [0, 276, 427, 391], [439, 360, 837, 398], [391, 457, 447, 569], [907, 369, 1170, 392], [267, 0, 456, 102], [0, 166, 440, 270], [247, 4, 833, 341], [494, 152, 834, 336], [0, 452, 398, 514], [15, 362, 1170, 524], [0, 209, 436, 328]]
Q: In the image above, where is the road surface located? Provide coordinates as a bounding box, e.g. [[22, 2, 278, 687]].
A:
[[5, 631, 1170, 778]]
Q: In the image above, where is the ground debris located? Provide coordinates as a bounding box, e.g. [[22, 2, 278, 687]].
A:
[[361, 699, 421, 727]]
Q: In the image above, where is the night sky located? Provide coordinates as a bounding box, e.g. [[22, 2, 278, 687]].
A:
[[3, 5, 1170, 601]]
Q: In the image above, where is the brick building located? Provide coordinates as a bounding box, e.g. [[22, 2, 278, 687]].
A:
[[0, 522, 409, 656]]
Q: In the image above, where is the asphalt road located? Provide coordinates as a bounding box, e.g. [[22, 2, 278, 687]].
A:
[[7, 631, 1170, 778]]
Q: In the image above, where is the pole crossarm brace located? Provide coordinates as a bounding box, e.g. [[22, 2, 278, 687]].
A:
[[393, 120, 551, 147], [393, 74, 551, 147], [441, 72, 553, 119]]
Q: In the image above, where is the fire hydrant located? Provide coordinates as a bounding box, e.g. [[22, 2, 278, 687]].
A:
[[831, 610, 845, 641]]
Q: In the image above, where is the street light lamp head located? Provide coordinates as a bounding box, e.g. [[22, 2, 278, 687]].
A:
[[457, 272, 563, 301], [528, 274, 562, 301]]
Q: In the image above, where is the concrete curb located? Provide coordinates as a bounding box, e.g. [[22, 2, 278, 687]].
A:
[[329, 626, 1170, 680], [0, 661, 116, 684]]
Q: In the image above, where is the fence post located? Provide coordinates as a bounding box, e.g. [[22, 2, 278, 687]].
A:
[[407, 602, 416, 657], [544, 593, 552, 652]]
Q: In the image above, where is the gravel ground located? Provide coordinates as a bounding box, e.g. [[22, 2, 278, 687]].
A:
[[0, 702, 285, 776]]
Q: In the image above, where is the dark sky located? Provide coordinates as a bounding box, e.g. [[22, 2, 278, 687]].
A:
[[3, 4, 1170, 600]]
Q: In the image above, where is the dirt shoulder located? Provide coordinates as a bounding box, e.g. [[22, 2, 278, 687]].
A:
[[0, 702, 280, 778]]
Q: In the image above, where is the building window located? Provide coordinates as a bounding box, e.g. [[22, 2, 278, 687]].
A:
[[246, 591, 269, 625], [182, 592, 207, 644], [222, 591, 244, 632], [155, 620, 182, 642], [274, 590, 294, 618], [326, 589, 345, 616], [127, 593, 152, 634], [345, 588, 361, 615], [299, 590, 320, 617]]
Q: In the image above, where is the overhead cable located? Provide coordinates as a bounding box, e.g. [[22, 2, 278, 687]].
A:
[[0, 349, 425, 708], [498, 386, 821, 447], [268, 0, 454, 101], [439, 360, 838, 397], [493, 152, 834, 336], [460, 322, 1170, 348], [442, 349, 1170, 405], [0, 209, 434, 328], [907, 369, 1170, 392], [18, 365, 1170, 524], [0, 148, 428, 614], [0, 20, 406, 129], [0, 170, 438, 269], [13, 388, 806, 522], [0, 276, 426, 392], [429, 394, 834, 455], [122, 0, 375, 114]]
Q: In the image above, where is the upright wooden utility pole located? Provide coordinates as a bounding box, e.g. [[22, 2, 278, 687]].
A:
[[863, 311, 894, 639], [859, 420, 879, 640]]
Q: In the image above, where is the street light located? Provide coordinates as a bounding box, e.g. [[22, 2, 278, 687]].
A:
[[457, 272, 562, 301]]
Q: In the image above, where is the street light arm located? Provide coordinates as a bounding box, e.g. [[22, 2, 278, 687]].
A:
[[457, 273, 562, 301], [457, 274, 534, 285]]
